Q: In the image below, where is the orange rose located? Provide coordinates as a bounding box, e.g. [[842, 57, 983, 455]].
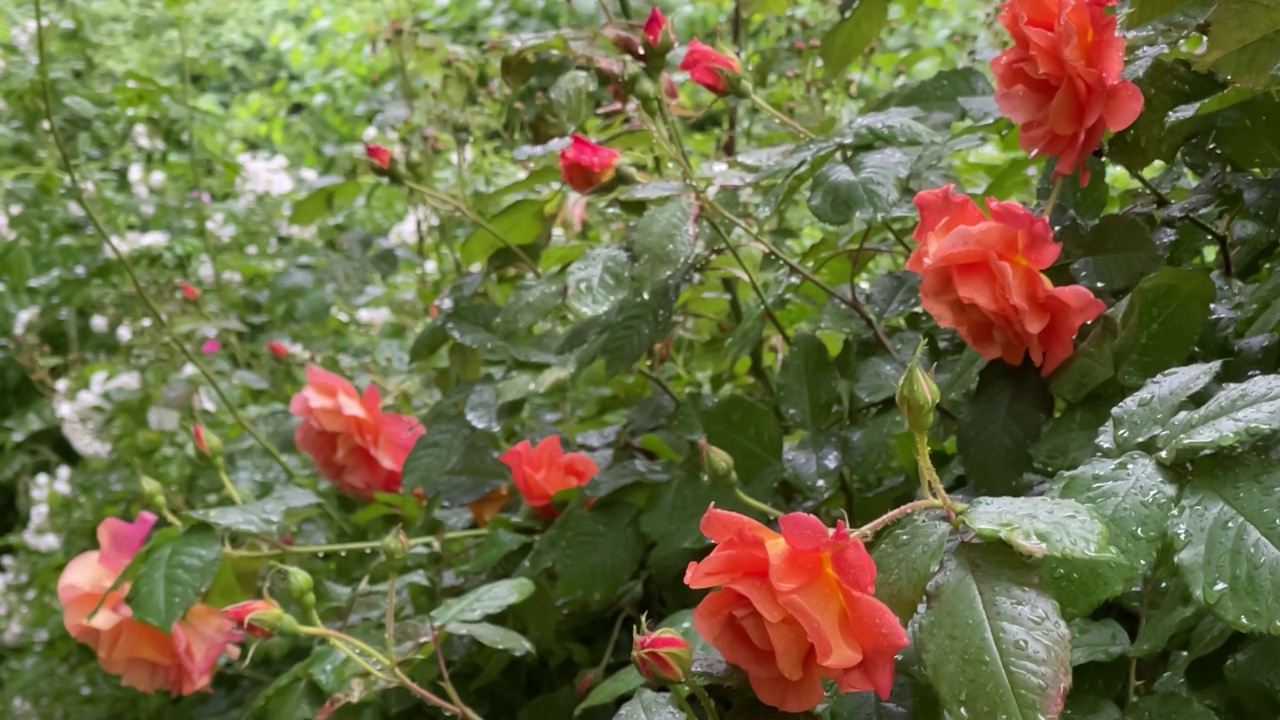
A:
[[57, 512, 240, 695], [499, 436, 598, 517], [991, 0, 1143, 183], [684, 507, 909, 713], [908, 186, 1105, 375], [289, 365, 426, 498]]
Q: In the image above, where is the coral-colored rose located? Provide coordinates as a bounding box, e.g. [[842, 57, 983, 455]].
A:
[[680, 39, 741, 96], [364, 143, 391, 170], [559, 135, 620, 193], [499, 436, 598, 517], [908, 186, 1105, 375], [223, 599, 284, 638], [991, 0, 1144, 184], [57, 512, 240, 695], [684, 507, 909, 713], [289, 365, 425, 498]]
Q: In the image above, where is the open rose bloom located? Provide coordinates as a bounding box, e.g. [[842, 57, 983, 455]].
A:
[[991, 0, 1143, 183], [680, 39, 741, 96], [499, 435, 598, 517], [908, 186, 1106, 375], [684, 507, 909, 713], [290, 365, 425, 498], [58, 512, 240, 695]]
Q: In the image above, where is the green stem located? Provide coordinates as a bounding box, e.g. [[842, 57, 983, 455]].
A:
[[913, 432, 955, 515], [853, 498, 948, 541], [385, 572, 399, 668], [1043, 176, 1064, 218], [215, 466, 244, 505], [686, 682, 720, 720], [224, 528, 490, 559], [733, 487, 784, 519], [749, 94, 815, 139], [673, 690, 699, 720], [401, 179, 540, 276], [33, 0, 297, 482]]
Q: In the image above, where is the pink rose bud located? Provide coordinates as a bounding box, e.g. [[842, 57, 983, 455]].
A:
[[193, 424, 223, 456], [364, 143, 392, 170], [181, 283, 201, 301], [632, 624, 693, 685], [266, 341, 289, 360]]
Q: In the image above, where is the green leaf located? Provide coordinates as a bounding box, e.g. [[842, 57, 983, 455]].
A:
[[1224, 637, 1280, 716], [571, 273, 684, 377], [528, 503, 646, 601], [1109, 60, 1224, 170], [127, 526, 222, 630], [1114, 268, 1215, 387], [919, 543, 1072, 720], [548, 70, 598, 127], [1052, 453, 1177, 577], [819, 0, 890, 79], [960, 497, 1118, 561], [400, 420, 510, 506], [630, 197, 697, 287], [1125, 691, 1220, 720], [429, 578, 535, 626], [1040, 555, 1135, 621], [566, 247, 633, 317], [1069, 618, 1131, 666], [1109, 362, 1222, 453], [807, 147, 909, 225], [957, 360, 1053, 495], [185, 486, 320, 534], [613, 689, 683, 720], [871, 67, 995, 124], [575, 666, 645, 716], [1156, 374, 1280, 461], [1068, 216, 1161, 296], [1131, 574, 1204, 657], [870, 516, 952, 622], [289, 180, 360, 225], [1172, 453, 1280, 633], [777, 333, 841, 430], [699, 395, 783, 491], [464, 526, 535, 575], [865, 270, 922, 319], [1129, 0, 1199, 27], [463, 197, 556, 265], [1200, 0, 1280, 87], [1063, 696, 1122, 720], [444, 621, 535, 655]]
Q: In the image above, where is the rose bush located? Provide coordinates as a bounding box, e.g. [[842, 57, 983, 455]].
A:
[[4, 0, 1280, 717]]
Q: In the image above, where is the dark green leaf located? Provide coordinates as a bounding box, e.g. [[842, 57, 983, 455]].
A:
[[807, 147, 909, 225], [1109, 362, 1222, 453], [1068, 216, 1161, 296], [958, 360, 1053, 495], [567, 247, 632, 317], [1200, 0, 1280, 87], [575, 667, 645, 716], [960, 497, 1118, 561], [572, 273, 684, 377], [401, 420, 510, 506], [870, 516, 952, 622], [528, 503, 646, 602], [1224, 637, 1280, 716], [699, 396, 783, 491], [429, 578, 535, 626], [185, 486, 320, 534], [1125, 690, 1220, 720], [445, 621, 535, 655], [1069, 618, 1131, 666], [1172, 453, 1280, 633], [127, 526, 222, 630], [1109, 60, 1224, 170], [871, 67, 995, 125], [548, 70, 598, 126], [1114, 268, 1215, 387], [920, 543, 1072, 720], [777, 333, 841, 430], [630, 198, 697, 286], [1156, 374, 1280, 461], [819, 0, 890, 79], [865, 271, 921, 319]]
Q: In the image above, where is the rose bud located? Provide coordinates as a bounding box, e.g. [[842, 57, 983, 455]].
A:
[[193, 424, 223, 456], [679, 39, 746, 97], [223, 599, 294, 637], [364, 143, 392, 170], [558, 135, 621, 194], [896, 355, 940, 434], [632, 624, 693, 685], [180, 282, 201, 301], [266, 341, 290, 360], [642, 7, 675, 58]]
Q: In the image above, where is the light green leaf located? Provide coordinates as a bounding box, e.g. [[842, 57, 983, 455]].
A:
[[566, 247, 633, 317], [870, 516, 952, 622], [289, 180, 361, 225], [630, 197, 697, 287], [1157, 374, 1280, 461], [960, 497, 1118, 561], [613, 689, 683, 720], [920, 543, 1072, 720], [127, 526, 222, 630], [1172, 453, 1280, 633], [1069, 618, 1130, 666], [1109, 362, 1222, 452], [548, 70, 598, 127], [463, 197, 556, 265], [819, 0, 890, 79], [444, 621, 535, 655], [575, 666, 645, 716], [807, 147, 909, 225], [186, 486, 320, 534], [429, 578, 535, 626]]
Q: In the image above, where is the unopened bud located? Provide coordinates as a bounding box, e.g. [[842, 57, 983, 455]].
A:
[[193, 425, 222, 457], [896, 357, 940, 434], [139, 475, 166, 506], [381, 527, 410, 564], [699, 439, 737, 484], [632, 621, 692, 685], [223, 599, 297, 637], [281, 566, 314, 599]]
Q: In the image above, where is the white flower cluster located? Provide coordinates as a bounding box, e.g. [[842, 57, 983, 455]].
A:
[[353, 306, 394, 328], [107, 230, 169, 257], [195, 254, 244, 285], [235, 152, 295, 198], [52, 371, 141, 459], [12, 306, 40, 338], [388, 205, 436, 246], [8, 19, 43, 62], [126, 163, 165, 217], [89, 314, 110, 334], [130, 122, 165, 152], [22, 466, 72, 554], [273, 219, 317, 242], [206, 211, 238, 242], [0, 554, 36, 647]]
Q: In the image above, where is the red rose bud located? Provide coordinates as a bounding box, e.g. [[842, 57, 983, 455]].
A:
[[558, 135, 621, 194], [679, 39, 744, 97], [223, 599, 294, 637], [632, 626, 692, 685], [642, 8, 675, 57], [180, 282, 201, 301], [193, 425, 222, 456], [364, 143, 392, 170], [266, 341, 289, 360]]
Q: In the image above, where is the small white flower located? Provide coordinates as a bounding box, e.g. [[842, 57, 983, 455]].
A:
[[115, 323, 134, 344], [89, 314, 110, 333], [353, 306, 394, 328], [12, 306, 39, 337], [148, 169, 167, 189]]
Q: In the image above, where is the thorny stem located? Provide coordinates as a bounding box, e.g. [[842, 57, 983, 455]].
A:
[[686, 682, 721, 720], [33, 0, 296, 481], [854, 498, 949, 541], [749, 94, 816, 139], [432, 627, 484, 720], [224, 528, 490, 559], [913, 432, 956, 515], [733, 486, 784, 519], [401, 178, 541, 276]]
